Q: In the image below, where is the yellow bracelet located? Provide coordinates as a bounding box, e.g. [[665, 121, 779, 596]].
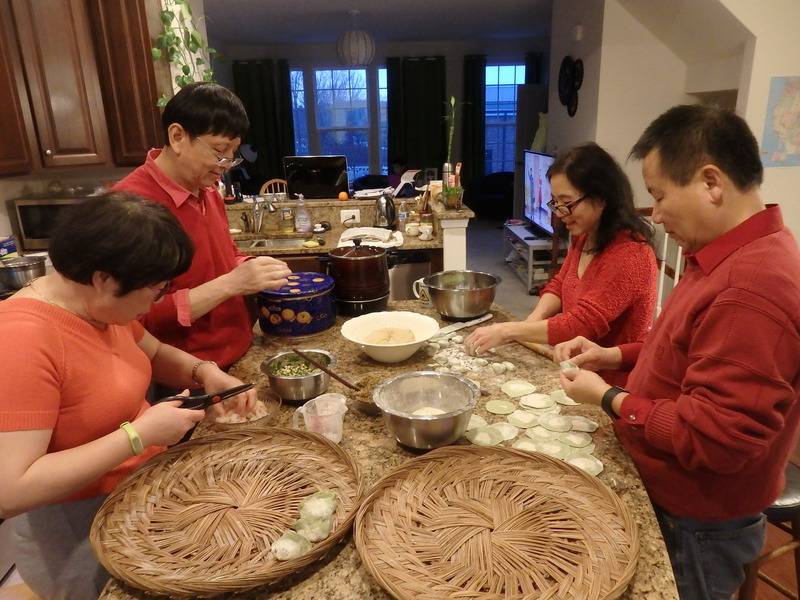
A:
[[120, 421, 144, 456]]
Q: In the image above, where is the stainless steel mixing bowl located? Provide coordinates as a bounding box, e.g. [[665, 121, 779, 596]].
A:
[[260, 349, 333, 403], [424, 270, 501, 320], [0, 256, 46, 290], [373, 371, 480, 450]]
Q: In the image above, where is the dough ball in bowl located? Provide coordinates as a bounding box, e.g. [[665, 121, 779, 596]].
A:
[[341, 311, 439, 363]]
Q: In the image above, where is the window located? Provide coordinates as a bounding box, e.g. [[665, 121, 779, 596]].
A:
[[290, 67, 388, 184], [485, 64, 526, 174]]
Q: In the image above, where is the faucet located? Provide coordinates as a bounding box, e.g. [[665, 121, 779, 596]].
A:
[[252, 196, 277, 233]]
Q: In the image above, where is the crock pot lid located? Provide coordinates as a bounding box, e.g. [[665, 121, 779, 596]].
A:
[[259, 271, 334, 296], [330, 245, 385, 258]]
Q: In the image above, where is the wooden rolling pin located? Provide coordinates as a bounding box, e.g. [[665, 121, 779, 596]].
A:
[[516, 340, 554, 361]]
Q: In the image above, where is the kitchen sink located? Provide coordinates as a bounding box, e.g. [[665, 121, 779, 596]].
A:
[[235, 238, 307, 249]]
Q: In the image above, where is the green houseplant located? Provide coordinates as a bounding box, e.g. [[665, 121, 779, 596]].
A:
[[443, 95, 464, 209], [151, 0, 218, 106]]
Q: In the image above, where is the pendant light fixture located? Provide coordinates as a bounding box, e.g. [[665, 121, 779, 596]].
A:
[[337, 9, 375, 67]]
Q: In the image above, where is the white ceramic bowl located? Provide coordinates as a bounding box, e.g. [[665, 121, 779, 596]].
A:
[[340, 311, 440, 363]]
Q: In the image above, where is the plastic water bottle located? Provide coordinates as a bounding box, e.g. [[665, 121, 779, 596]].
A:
[[397, 198, 408, 231], [294, 194, 312, 233]]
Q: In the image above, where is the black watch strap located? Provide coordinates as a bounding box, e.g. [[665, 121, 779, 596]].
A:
[[601, 386, 627, 420]]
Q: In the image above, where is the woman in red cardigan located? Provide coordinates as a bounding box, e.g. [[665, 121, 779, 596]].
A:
[[465, 142, 657, 386]]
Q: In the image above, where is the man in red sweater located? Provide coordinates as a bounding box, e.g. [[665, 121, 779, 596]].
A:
[[115, 83, 291, 371], [554, 105, 800, 599]]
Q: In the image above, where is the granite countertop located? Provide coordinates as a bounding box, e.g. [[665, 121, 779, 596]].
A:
[[99, 301, 677, 600]]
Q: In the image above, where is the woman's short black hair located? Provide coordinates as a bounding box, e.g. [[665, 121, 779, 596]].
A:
[[49, 192, 194, 296], [161, 82, 249, 141], [548, 142, 654, 253], [630, 104, 763, 191]]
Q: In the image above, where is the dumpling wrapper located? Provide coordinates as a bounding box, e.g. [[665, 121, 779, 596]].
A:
[[485, 399, 516, 415], [467, 414, 488, 430], [525, 425, 560, 441], [550, 389, 580, 406], [299, 491, 338, 520], [538, 413, 573, 432], [519, 393, 555, 409], [271, 530, 312, 561], [570, 416, 599, 432], [465, 426, 504, 446], [293, 515, 333, 542], [507, 410, 539, 428], [512, 438, 540, 452], [486, 422, 518, 440], [500, 380, 538, 398], [567, 455, 604, 476], [559, 431, 593, 448]]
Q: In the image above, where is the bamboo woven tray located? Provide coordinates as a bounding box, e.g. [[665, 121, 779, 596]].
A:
[[91, 427, 364, 598], [354, 446, 639, 600]]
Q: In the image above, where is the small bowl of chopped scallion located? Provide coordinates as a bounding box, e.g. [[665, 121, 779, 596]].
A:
[[261, 349, 334, 403]]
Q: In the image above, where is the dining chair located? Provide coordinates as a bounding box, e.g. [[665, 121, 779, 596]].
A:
[[738, 460, 800, 600], [259, 178, 287, 196]]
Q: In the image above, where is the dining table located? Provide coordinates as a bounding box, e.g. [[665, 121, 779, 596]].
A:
[[98, 300, 679, 600]]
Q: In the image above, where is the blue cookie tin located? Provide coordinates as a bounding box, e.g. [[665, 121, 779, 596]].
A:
[[257, 272, 336, 337]]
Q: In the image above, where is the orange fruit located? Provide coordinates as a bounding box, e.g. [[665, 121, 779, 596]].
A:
[[338, 191, 349, 201]]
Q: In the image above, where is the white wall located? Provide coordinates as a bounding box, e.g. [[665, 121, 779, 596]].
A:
[[594, 1, 691, 208], [721, 0, 800, 238]]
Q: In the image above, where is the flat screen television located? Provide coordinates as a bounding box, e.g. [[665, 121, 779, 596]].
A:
[[523, 150, 555, 237], [283, 155, 349, 200]]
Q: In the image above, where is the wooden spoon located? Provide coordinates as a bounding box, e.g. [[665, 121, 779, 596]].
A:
[[291, 348, 361, 391]]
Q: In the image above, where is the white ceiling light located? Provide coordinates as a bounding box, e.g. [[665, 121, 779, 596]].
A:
[[337, 10, 375, 66]]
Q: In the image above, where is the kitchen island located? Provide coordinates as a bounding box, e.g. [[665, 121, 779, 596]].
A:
[[99, 301, 678, 600]]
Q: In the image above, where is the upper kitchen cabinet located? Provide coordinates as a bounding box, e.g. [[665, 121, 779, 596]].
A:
[[10, 0, 111, 168], [0, 0, 35, 175], [87, 0, 166, 166]]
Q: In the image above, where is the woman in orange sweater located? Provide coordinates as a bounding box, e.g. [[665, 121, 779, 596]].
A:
[[465, 142, 657, 386], [0, 193, 255, 600]]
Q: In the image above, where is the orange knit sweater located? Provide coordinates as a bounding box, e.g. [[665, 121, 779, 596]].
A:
[[0, 299, 163, 503]]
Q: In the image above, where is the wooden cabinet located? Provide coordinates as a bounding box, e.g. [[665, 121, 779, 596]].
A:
[[10, 0, 111, 167], [0, 0, 35, 176], [87, 0, 167, 165], [0, 0, 166, 175]]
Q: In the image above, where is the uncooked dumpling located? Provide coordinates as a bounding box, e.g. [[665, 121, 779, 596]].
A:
[[293, 515, 333, 542], [271, 530, 312, 561], [298, 491, 338, 520], [364, 327, 415, 344]]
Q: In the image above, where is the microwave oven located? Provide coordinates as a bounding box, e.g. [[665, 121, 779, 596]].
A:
[[10, 197, 87, 251]]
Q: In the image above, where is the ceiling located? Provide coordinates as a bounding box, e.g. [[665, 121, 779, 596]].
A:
[[202, 0, 553, 46]]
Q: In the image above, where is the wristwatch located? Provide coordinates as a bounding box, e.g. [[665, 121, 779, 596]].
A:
[[601, 386, 627, 420]]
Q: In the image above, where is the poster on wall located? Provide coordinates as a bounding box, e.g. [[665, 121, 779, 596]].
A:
[[760, 76, 800, 167]]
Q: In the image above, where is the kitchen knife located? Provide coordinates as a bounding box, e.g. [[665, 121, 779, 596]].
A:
[[437, 312, 493, 336]]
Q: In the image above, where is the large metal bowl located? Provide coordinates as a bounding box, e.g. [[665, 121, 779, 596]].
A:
[[260, 349, 333, 403], [0, 256, 46, 290], [425, 270, 500, 320], [373, 371, 480, 450]]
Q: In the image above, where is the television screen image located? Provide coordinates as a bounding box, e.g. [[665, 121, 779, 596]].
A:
[[523, 150, 555, 237], [283, 155, 349, 200]]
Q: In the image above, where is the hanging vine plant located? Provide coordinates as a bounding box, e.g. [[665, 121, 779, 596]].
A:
[[151, 0, 219, 106]]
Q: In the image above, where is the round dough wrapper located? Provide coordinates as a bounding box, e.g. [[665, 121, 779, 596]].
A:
[[538, 413, 573, 432], [485, 399, 516, 415], [465, 426, 504, 446], [519, 392, 555, 409], [507, 410, 539, 428], [500, 379, 538, 398], [486, 422, 519, 440], [567, 455, 604, 476]]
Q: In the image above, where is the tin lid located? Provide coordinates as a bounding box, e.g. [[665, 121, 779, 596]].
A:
[[260, 272, 334, 297]]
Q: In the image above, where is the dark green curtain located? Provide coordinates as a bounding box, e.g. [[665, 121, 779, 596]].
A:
[[525, 52, 545, 85], [231, 59, 295, 186], [386, 56, 446, 175], [462, 54, 486, 186]]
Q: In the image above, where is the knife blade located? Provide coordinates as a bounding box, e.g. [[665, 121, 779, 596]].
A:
[[437, 312, 493, 336]]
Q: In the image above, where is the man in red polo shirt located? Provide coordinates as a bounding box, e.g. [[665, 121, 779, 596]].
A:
[[554, 104, 800, 600]]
